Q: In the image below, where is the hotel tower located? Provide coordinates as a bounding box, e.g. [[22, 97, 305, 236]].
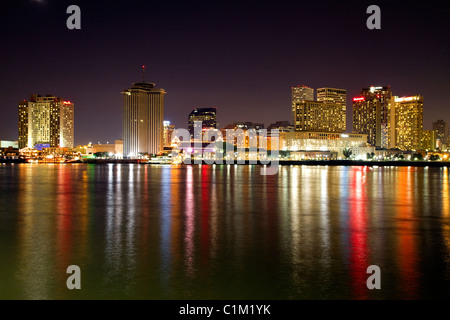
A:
[[18, 94, 74, 149]]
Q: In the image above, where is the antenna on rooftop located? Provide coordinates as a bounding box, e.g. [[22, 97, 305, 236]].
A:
[[142, 65, 146, 82]]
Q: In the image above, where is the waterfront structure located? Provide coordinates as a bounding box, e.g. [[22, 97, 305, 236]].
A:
[[122, 81, 165, 157], [0, 140, 18, 148], [188, 108, 217, 137], [18, 94, 74, 149], [433, 119, 448, 150], [220, 124, 268, 150], [291, 85, 314, 125], [163, 121, 176, 148], [422, 130, 437, 151], [293, 101, 345, 132], [352, 86, 392, 148], [84, 140, 124, 157], [317, 88, 347, 128], [278, 131, 373, 159]]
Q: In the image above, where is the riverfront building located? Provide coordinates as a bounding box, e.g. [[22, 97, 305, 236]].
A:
[[122, 81, 165, 157], [352, 86, 392, 148], [188, 108, 217, 137], [18, 94, 74, 149]]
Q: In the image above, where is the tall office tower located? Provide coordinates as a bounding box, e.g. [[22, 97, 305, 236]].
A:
[[391, 96, 424, 151], [352, 86, 392, 148], [163, 121, 175, 148], [317, 88, 347, 131], [122, 81, 166, 157], [422, 130, 437, 151], [291, 85, 314, 125], [18, 94, 74, 149], [293, 101, 345, 133], [188, 108, 217, 137], [433, 119, 448, 150]]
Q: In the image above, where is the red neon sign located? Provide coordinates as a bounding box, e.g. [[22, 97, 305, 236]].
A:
[[353, 97, 365, 102]]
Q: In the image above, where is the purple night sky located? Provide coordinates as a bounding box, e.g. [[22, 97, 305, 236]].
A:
[[1, 0, 449, 145]]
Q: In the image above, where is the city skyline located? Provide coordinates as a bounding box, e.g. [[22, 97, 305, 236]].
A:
[[2, 0, 450, 303], [8, 82, 450, 151], [1, 0, 450, 145]]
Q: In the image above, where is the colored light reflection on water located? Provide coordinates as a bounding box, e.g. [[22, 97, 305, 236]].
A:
[[0, 164, 450, 299]]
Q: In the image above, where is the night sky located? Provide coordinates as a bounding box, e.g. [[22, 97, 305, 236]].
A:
[[1, 0, 449, 145]]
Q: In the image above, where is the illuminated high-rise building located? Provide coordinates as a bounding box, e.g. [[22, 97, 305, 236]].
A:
[[122, 81, 166, 157], [352, 86, 392, 148], [293, 101, 345, 133], [317, 88, 347, 132], [433, 119, 448, 150], [188, 108, 217, 137], [163, 121, 175, 148], [291, 85, 314, 125], [18, 94, 74, 149], [422, 130, 437, 151], [390, 95, 424, 151]]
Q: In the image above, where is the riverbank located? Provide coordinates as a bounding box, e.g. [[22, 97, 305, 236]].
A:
[[0, 159, 27, 164], [2, 159, 450, 167], [185, 160, 450, 167]]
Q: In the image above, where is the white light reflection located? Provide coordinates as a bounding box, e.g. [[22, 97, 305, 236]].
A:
[[184, 166, 195, 276]]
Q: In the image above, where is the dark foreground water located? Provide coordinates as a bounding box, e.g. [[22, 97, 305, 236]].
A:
[[0, 164, 449, 300]]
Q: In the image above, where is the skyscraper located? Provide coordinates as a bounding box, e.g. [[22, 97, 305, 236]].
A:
[[317, 88, 347, 130], [317, 88, 347, 106], [18, 94, 74, 149], [122, 81, 165, 157], [163, 121, 175, 148], [422, 130, 436, 151], [293, 101, 345, 133], [352, 86, 392, 148], [392, 96, 424, 151], [188, 108, 217, 137], [433, 119, 448, 150], [291, 85, 314, 125]]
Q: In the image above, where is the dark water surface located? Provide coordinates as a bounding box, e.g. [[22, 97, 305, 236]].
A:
[[0, 164, 449, 300]]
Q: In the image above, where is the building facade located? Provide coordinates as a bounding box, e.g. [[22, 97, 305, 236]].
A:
[[317, 88, 347, 129], [232, 122, 265, 130], [18, 94, 74, 149], [291, 85, 314, 125], [188, 108, 217, 137], [279, 131, 372, 159], [163, 121, 175, 148], [422, 130, 437, 151], [122, 82, 165, 157], [0, 141, 19, 148], [391, 96, 424, 151], [352, 86, 392, 148], [293, 101, 345, 133], [267, 121, 294, 132], [433, 119, 448, 150]]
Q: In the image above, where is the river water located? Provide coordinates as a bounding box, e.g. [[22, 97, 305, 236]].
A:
[[0, 164, 449, 299]]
